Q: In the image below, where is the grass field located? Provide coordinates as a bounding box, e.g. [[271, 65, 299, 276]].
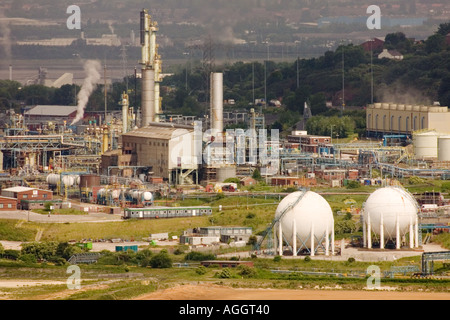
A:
[[0, 179, 448, 246]]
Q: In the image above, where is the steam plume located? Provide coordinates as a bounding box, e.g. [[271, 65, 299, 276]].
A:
[[71, 60, 102, 125]]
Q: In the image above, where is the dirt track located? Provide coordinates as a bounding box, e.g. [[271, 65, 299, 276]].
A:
[[134, 283, 450, 300]]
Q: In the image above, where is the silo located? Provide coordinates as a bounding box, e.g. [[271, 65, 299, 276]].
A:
[[362, 187, 419, 249], [79, 174, 101, 189], [79, 174, 101, 202], [274, 191, 334, 256], [413, 131, 439, 159], [438, 135, 450, 161]]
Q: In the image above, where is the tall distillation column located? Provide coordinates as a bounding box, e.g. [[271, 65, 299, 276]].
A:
[[120, 92, 129, 134], [139, 9, 162, 126]]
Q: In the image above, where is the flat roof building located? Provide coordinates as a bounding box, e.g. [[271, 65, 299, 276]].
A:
[[366, 103, 450, 138]]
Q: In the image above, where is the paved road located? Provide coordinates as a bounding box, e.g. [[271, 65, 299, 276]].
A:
[[0, 210, 123, 223]]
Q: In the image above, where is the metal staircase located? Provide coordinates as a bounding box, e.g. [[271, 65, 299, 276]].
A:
[[254, 189, 308, 252]]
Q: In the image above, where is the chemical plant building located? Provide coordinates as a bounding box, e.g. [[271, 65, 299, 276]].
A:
[[24, 105, 78, 130], [121, 122, 199, 184], [287, 132, 332, 154], [366, 102, 450, 138], [1, 8, 450, 265]]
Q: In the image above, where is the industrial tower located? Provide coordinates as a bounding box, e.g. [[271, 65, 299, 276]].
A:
[[140, 9, 162, 127]]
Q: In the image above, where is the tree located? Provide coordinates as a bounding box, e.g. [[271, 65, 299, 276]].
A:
[[438, 76, 450, 107], [252, 168, 262, 181], [437, 23, 450, 36], [384, 32, 412, 53], [150, 250, 172, 268], [425, 34, 445, 54], [21, 242, 58, 261], [309, 92, 327, 115], [16, 85, 55, 105]]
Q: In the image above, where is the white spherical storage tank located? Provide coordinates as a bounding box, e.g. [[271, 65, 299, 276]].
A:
[[362, 187, 419, 249], [274, 191, 334, 256]]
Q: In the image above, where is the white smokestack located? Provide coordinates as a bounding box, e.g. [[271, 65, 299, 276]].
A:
[[210, 72, 223, 133], [71, 60, 102, 125]]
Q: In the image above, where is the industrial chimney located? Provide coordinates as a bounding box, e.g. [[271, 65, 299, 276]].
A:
[[210, 72, 223, 134]]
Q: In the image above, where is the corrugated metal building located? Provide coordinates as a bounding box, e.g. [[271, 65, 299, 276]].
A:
[[121, 123, 199, 184]]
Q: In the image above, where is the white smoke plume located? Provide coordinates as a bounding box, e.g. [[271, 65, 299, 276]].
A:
[[71, 60, 102, 125]]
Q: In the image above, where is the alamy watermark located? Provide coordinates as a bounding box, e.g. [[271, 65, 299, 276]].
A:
[[366, 5, 381, 30], [67, 5, 81, 30], [67, 265, 81, 290], [366, 265, 381, 289]]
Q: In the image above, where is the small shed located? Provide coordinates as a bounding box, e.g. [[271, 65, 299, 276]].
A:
[[240, 177, 256, 186]]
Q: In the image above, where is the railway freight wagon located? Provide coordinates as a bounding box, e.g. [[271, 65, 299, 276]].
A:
[[123, 206, 213, 219]]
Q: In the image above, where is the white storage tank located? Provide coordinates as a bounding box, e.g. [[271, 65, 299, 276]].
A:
[[413, 131, 439, 159], [62, 175, 75, 187], [142, 191, 153, 201], [438, 135, 450, 161], [46, 173, 60, 186], [111, 189, 120, 199], [362, 187, 419, 249], [274, 190, 334, 256]]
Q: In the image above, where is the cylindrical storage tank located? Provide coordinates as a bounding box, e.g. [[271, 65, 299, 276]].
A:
[[412, 105, 421, 112], [46, 173, 60, 186], [381, 103, 389, 109], [413, 131, 439, 159], [79, 174, 101, 189], [210, 72, 223, 133], [363, 187, 418, 247], [397, 104, 405, 111], [389, 103, 397, 110], [405, 104, 412, 111], [275, 191, 334, 254], [374, 103, 381, 109], [216, 166, 237, 182], [438, 135, 450, 161]]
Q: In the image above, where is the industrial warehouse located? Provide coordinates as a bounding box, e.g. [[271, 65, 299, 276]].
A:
[[0, 6, 449, 302]]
